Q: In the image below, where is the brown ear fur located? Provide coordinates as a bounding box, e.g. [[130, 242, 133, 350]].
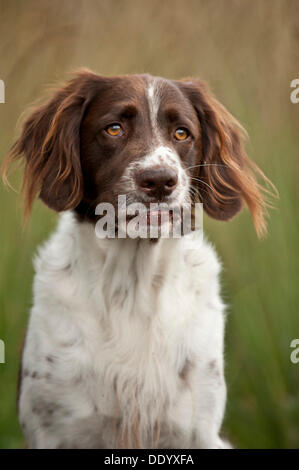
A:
[[2, 69, 100, 217], [179, 79, 274, 237]]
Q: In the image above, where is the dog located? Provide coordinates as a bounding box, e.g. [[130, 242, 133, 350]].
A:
[[2, 70, 269, 449]]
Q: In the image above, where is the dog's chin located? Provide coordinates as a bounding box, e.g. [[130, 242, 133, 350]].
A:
[[116, 209, 174, 240]]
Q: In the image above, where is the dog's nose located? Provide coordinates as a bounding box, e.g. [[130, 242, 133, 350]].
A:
[[136, 167, 178, 198]]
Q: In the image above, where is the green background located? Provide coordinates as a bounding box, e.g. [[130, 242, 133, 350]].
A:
[[0, 0, 298, 448]]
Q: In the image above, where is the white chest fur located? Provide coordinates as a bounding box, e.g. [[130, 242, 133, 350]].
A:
[[19, 212, 227, 449]]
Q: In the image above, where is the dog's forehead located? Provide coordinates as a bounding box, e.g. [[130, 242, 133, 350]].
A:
[[141, 75, 195, 114], [89, 74, 193, 113]]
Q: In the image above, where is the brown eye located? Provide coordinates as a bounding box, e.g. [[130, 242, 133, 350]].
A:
[[106, 124, 123, 137], [174, 128, 189, 141]]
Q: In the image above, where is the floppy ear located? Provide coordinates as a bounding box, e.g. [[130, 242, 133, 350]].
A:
[[179, 79, 272, 237], [2, 70, 100, 216]]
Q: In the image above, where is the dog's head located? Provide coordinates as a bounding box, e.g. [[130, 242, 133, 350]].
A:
[[2, 70, 270, 236]]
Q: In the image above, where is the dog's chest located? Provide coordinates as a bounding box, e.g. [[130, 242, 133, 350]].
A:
[[52, 252, 195, 401], [20, 215, 223, 447], [21, 254, 196, 447]]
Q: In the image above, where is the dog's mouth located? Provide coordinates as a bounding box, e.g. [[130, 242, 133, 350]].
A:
[[125, 208, 174, 227]]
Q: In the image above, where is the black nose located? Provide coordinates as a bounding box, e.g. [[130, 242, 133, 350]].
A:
[[136, 167, 178, 198]]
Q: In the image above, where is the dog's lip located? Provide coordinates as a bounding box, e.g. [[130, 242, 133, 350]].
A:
[[125, 209, 173, 225], [126, 208, 170, 216]]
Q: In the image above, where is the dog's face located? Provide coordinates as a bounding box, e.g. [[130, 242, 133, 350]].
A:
[[3, 70, 268, 236], [80, 75, 200, 214]]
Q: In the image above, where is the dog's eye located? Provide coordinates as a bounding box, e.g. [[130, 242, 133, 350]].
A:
[[174, 128, 189, 141], [105, 124, 123, 137]]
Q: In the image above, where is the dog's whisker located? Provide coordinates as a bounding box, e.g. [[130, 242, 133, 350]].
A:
[[184, 163, 230, 172], [189, 184, 206, 202], [189, 177, 215, 193]]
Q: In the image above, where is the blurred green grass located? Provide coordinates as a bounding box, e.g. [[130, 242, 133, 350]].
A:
[[0, 0, 298, 449]]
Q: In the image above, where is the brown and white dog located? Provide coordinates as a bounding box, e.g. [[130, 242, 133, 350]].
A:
[[3, 70, 269, 448]]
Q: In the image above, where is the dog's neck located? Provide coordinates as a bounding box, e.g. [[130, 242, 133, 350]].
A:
[[75, 213, 182, 274], [67, 212, 185, 318]]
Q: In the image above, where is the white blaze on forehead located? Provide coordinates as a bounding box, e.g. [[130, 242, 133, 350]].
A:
[[147, 78, 162, 138], [146, 79, 179, 167], [145, 79, 185, 184], [119, 77, 190, 206]]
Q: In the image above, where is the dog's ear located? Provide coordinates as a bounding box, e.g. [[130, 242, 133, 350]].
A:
[[178, 79, 273, 237], [2, 69, 101, 216]]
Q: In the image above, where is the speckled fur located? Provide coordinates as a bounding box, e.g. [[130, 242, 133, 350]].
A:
[[19, 212, 228, 448]]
